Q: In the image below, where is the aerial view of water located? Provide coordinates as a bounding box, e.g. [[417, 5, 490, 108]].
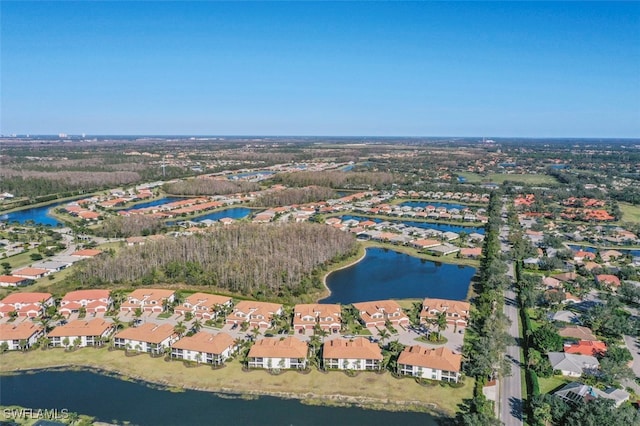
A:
[[0, 201, 69, 226], [339, 215, 485, 235], [567, 244, 640, 257], [320, 247, 476, 304], [0, 370, 436, 426], [192, 207, 252, 222]]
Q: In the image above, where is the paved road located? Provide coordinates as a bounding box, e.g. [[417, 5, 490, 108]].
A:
[[501, 282, 524, 426], [500, 220, 524, 426]]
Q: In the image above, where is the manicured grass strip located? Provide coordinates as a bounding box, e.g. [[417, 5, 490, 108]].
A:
[[0, 348, 473, 416]]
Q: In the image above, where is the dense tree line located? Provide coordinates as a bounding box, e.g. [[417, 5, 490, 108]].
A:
[[71, 223, 357, 299], [0, 171, 141, 198], [273, 171, 397, 189], [163, 179, 259, 196], [94, 215, 166, 238], [252, 186, 336, 207], [459, 191, 511, 425], [529, 395, 639, 426]]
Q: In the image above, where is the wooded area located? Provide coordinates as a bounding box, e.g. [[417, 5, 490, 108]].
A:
[[163, 179, 259, 196], [252, 186, 336, 207], [94, 215, 166, 238], [273, 171, 397, 189], [71, 223, 357, 299]]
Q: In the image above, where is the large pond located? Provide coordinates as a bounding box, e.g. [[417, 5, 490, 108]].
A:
[[0, 370, 436, 426], [191, 207, 252, 222], [321, 247, 475, 304], [339, 215, 485, 235], [0, 201, 69, 227]]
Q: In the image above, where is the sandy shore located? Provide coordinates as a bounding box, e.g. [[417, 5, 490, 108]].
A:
[[0, 348, 470, 416]]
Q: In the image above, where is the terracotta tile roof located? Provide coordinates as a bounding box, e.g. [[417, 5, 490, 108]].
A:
[[71, 249, 103, 257], [0, 322, 43, 340], [61, 289, 110, 303], [322, 337, 382, 360], [421, 298, 470, 322], [183, 293, 231, 308], [12, 267, 48, 277], [228, 301, 282, 323], [412, 239, 441, 248], [172, 331, 235, 355], [564, 340, 607, 356], [248, 337, 308, 359], [48, 318, 113, 338], [114, 323, 175, 344], [596, 274, 621, 287], [558, 326, 598, 341], [398, 345, 462, 372], [0, 275, 29, 284], [123, 289, 175, 306], [1, 292, 52, 305]]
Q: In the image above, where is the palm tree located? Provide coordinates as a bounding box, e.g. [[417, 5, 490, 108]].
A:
[[174, 321, 187, 337], [191, 318, 202, 334], [377, 328, 390, 345], [435, 311, 447, 341]]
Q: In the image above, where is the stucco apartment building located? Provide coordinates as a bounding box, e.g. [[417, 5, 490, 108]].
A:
[[119, 289, 175, 314], [397, 345, 462, 383], [247, 337, 309, 370], [48, 318, 114, 348], [171, 331, 236, 365], [322, 337, 383, 371]]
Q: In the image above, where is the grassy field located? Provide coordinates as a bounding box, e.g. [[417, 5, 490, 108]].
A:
[[538, 375, 571, 395], [619, 202, 640, 224], [0, 348, 473, 416], [458, 172, 558, 186]]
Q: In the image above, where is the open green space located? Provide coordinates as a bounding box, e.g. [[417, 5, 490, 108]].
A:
[[457, 172, 558, 185], [619, 202, 640, 224], [538, 375, 572, 395]]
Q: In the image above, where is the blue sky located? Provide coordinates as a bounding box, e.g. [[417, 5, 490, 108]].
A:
[[1, 1, 639, 137]]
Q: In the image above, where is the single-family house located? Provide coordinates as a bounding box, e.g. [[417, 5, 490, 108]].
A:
[[171, 331, 237, 365], [71, 249, 103, 258], [352, 300, 410, 328], [59, 289, 112, 316], [174, 293, 233, 320], [225, 301, 283, 329], [322, 337, 383, 371], [420, 298, 470, 328], [564, 340, 607, 356], [554, 382, 630, 408], [12, 267, 49, 280], [558, 326, 598, 341], [595, 274, 621, 289], [48, 318, 114, 348], [397, 345, 462, 383], [114, 323, 178, 354], [247, 337, 309, 370], [547, 352, 600, 377], [0, 322, 44, 350], [0, 275, 32, 287], [120, 289, 175, 314]]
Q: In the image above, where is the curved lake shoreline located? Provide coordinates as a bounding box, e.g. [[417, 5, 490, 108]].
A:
[[0, 349, 469, 419], [1, 369, 439, 425], [320, 246, 476, 304]]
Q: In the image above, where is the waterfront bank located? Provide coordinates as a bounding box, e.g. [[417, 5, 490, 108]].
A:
[[0, 348, 471, 417]]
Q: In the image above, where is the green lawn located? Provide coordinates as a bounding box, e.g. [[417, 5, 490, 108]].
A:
[[457, 172, 558, 186], [538, 375, 571, 395], [619, 202, 640, 224]]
